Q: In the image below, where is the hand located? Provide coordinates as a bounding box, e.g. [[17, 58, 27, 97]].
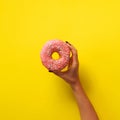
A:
[[52, 41, 80, 86]]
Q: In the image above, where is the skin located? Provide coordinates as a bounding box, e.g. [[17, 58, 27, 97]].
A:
[[52, 42, 99, 120]]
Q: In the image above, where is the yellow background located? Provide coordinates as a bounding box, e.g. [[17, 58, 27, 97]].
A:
[[0, 0, 120, 120]]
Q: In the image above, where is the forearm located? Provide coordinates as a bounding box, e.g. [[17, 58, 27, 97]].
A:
[[71, 79, 99, 120]]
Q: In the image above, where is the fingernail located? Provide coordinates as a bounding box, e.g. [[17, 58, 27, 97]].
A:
[[49, 70, 53, 72], [65, 41, 71, 45]]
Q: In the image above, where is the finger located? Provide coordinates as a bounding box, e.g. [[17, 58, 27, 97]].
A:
[[65, 42, 79, 66], [68, 56, 73, 68]]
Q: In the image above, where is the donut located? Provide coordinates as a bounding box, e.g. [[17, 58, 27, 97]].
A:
[[40, 40, 70, 71]]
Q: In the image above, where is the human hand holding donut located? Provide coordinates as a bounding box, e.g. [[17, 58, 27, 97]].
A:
[[40, 40, 80, 86]]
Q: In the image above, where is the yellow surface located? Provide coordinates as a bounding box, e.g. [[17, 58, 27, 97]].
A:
[[0, 0, 120, 120]]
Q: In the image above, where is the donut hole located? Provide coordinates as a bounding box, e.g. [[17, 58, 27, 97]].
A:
[[52, 52, 60, 60]]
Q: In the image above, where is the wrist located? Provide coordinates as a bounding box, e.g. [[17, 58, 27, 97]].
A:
[[70, 78, 82, 91]]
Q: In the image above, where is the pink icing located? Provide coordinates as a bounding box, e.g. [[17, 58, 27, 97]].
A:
[[40, 40, 70, 71]]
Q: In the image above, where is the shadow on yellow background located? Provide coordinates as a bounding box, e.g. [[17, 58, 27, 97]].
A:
[[0, 0, 120, 120]]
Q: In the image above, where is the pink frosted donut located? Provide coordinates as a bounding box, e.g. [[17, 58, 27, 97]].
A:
[[40, 40, 70, 71]]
